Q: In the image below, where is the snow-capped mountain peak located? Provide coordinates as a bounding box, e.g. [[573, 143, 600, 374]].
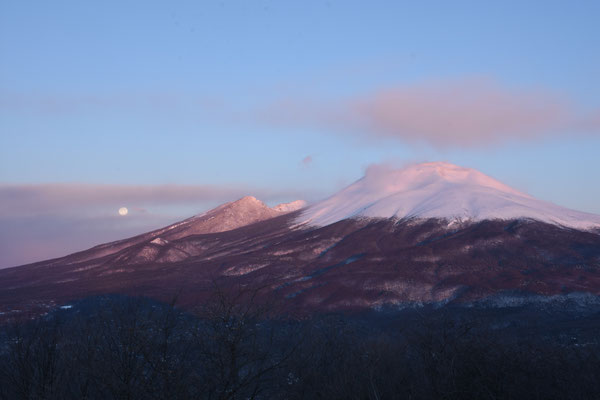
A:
[[298, 162, 600, 229], [361, 162, 530, 198]]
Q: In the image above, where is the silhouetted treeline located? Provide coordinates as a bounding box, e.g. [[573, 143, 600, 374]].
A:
[[1, 292, 600, 399]]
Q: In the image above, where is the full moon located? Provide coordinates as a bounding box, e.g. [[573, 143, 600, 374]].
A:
[[118, 207, 128, 216]]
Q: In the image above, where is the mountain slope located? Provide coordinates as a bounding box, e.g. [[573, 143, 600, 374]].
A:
[[2, 216, 600, 319], [298, 162, 600, 229]]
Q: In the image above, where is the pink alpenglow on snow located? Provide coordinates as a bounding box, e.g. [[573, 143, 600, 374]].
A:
[[298, 162, 600, 230], [273, 200, 307, 212]]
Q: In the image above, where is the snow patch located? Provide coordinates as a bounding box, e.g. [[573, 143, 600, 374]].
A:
[[222, 263, 269, 276], [150, 237, 168, 246], [273, 200, 307, 213]]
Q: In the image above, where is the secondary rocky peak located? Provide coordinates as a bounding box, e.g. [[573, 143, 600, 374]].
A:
[[233, 195, 264, 205], [160, 195, 307, 240], [212, 196, 306, 215], [51, 195, 307, 265]]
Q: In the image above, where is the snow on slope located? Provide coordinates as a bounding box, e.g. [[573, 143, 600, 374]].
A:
[[298, 162, 600, 229], [273, 200, 307, 212]]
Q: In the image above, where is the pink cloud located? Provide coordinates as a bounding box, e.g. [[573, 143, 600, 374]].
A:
[[301, 155, 313, 167], [351, 80, 570, 146], [0, 183, 307, 218], [259, 79, 600, 147], [577, 108, 600, 131]]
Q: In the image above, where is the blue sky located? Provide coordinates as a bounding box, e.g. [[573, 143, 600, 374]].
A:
[[1, 1, 599, 267]]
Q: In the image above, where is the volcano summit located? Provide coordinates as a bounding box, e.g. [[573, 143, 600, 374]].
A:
[[299, 162, 600, 229]]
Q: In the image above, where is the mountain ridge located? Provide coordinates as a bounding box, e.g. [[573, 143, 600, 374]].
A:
[[1, 162, 599, 319]]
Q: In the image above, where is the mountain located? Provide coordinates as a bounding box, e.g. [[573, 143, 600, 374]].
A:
[[1, 162, 599, 319]]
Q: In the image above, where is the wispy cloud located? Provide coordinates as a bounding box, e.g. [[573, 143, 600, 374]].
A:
[[0, 92, 227, 116], [259, 78, 600, 147], [301, 155, 313, 167], [4, 80, 598, 148], [0, 183, 306, 217]]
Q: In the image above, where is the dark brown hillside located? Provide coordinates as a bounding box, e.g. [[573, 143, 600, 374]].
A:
[[1, 213, 600, 319]]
